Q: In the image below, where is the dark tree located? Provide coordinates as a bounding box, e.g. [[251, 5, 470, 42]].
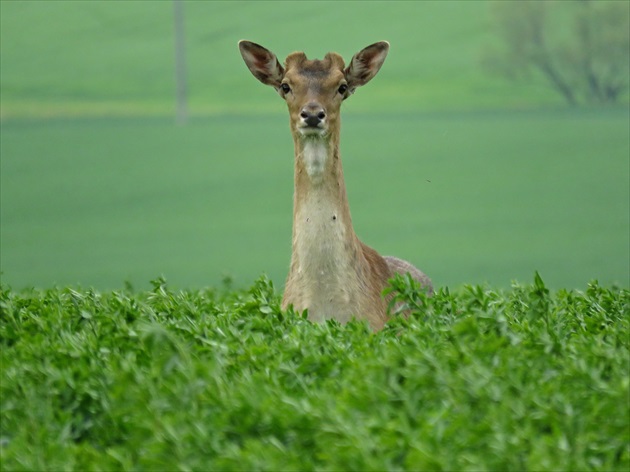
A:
[[482, 0, 629, 106]]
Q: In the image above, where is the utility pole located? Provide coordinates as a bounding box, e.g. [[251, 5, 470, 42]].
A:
[[173, 0, 188, 124]]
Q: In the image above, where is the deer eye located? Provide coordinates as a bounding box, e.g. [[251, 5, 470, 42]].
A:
[[280, 83, 291, 94], [338, 84, 348, 95]]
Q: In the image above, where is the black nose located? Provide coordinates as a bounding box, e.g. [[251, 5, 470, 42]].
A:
[[300, 106, 326, 127]]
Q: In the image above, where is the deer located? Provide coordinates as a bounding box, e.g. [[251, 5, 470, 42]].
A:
[[238, 40, 432, 331]]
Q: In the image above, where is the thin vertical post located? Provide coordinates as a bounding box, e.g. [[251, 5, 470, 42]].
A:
[[173, 0, 188, 124]]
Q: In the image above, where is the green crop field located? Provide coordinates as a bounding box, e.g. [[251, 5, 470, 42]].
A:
[[0, 1, 570, 118], [1, 109, 629, 291], [1, 275, 628, 470]]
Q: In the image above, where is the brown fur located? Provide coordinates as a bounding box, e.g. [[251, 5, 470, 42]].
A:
[[238, 40, 432, 330]]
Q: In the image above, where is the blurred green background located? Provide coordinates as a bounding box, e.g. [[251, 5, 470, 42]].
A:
[[1, 1, 628, 290]]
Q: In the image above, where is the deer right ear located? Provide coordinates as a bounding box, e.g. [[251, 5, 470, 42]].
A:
[[238, 40, 284, 88], [345, 41, 390, 89]]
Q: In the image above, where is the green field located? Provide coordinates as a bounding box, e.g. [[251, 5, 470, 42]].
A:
[[2, 110, 628, 291], [0, 1, 570, 118], [1, 276, 628, 470], [1, 1, 629, 291]]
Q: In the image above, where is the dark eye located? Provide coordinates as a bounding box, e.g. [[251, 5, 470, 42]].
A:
[[338, 84, 348, 95], [280, 83, 291, 94]]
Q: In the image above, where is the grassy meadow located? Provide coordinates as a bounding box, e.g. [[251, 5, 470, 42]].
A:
[[1, 1, 628, 291], [2, 110, 629, 291]]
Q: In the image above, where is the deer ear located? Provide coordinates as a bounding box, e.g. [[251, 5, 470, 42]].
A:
[[238, 40, 284, 88], [345, 41, 390, 89]]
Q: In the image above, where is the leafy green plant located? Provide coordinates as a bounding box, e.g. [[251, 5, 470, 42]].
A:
[[1, 274, 628, 470]]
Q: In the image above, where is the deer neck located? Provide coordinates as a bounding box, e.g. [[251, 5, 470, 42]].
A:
[[292, 132, 355, 238], [289, 132, 362, 279]]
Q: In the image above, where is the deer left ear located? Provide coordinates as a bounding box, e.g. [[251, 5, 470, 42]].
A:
[[239, 40, 285, 88], [345, 41, 390, 89]]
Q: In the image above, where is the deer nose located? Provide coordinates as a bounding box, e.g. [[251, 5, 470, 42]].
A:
[[300, 104, 326, 127]]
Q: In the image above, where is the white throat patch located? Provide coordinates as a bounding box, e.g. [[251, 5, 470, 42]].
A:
[[302, 140, 328, 180]]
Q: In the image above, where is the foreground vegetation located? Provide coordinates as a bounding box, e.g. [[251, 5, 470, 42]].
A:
[[1, 274, 628, 470]]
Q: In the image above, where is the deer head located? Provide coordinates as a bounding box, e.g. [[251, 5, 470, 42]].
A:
[[238, 41, 390, 140]]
